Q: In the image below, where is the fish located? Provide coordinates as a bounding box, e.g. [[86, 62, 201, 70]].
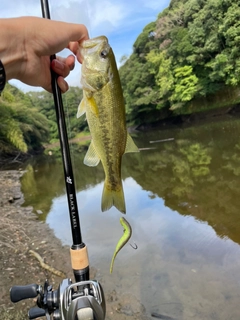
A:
[[110, 217, 132, 273], [77, 36, 138, 214]]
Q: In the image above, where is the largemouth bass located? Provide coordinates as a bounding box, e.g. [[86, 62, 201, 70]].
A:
[[77, 36, 138, 214]]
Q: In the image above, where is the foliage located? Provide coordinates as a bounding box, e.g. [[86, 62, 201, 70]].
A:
[[0, 84, 49, 153], [170, 66, 199, 106], [119, 0, 240, 126], [0, 84, 85, 155], [27, 86, 87, 143]]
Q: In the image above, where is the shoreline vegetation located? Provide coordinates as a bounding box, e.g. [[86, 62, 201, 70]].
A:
[[1, 0, 240, 159], [1, 102, 239, 167]]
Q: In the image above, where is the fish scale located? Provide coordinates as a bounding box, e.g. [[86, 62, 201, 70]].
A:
[[77, 36, 139, 214]]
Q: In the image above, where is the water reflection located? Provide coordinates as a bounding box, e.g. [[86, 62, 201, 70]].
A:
[[21, 116, 240, 319]]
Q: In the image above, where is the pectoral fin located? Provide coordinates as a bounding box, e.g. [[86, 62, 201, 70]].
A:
[[84, 141, 100, 167], [125, 134, 139, 153], [77, 98, 86, 118], [86, 96, 99, 117], [77, 93, 99, 118]]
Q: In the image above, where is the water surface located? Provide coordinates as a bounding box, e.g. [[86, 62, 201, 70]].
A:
[[22, 115, 240, 319]]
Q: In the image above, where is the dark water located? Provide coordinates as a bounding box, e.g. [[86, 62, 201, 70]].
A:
[[21, 115, 240, 319]]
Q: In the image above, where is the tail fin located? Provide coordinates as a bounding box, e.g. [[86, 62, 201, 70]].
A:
[[101, 181, 126, 214]]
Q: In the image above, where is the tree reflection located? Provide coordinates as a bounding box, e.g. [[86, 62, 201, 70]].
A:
[[22, 116, 240, 245]]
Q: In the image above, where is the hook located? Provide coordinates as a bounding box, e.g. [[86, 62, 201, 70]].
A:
[[129, 242, 138, 250]]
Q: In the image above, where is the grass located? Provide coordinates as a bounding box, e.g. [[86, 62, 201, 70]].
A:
[[2, 309, 27, 320]]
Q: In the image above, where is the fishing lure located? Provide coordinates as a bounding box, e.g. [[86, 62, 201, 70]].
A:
[[110, 217, 132, 273]]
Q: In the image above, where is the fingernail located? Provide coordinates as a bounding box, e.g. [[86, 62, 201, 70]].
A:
[[62, 82, 69, 93], [53, 60, 64, 70], [70, 62, 75, 71]]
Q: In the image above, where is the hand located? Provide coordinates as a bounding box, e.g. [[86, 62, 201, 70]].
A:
[[51, 55, 76, 93], [1, 17, 89, 92]]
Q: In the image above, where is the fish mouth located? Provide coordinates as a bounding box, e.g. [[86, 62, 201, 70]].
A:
[[82, 36, 108, 49], [80, 36, 109, 60]]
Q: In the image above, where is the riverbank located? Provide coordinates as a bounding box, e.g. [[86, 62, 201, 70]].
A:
[[0, 170, 73, 319], [0, 170, 150, 320]]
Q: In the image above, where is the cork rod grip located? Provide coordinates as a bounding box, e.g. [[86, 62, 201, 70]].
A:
[[70, 246, 89, 270]]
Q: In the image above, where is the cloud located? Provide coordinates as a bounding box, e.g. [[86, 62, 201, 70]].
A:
[[2, 0, 170, 92], [88, 1, 128, 35], [49, 0, 130, 37], [0, 1, 41, 18], [51, 0, 91, 27]]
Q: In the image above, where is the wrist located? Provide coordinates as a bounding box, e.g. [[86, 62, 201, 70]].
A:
[[0, 18, 27, 81]]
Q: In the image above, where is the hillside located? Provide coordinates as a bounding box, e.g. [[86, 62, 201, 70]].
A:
[[119, 0, 240, 126]]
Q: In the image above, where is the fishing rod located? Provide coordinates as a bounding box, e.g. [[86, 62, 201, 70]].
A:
[[10, 1, 106, 319], [40, 0, 88, 284]]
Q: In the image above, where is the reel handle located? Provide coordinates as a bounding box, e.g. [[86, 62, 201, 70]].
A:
[[10, 284, 39, 302], [28, 307, 46, 319]]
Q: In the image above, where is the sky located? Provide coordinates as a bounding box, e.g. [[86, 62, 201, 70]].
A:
[[1, 0, 170, 92]]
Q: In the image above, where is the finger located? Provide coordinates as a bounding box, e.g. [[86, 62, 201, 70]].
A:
[[29, 18, 89, 56], [56, 55, 75, 70], [68, 41, 80, 55], [43, 76, 69, 93], [68, 41, 84, 63], [51, 22, 89, 54], [57, 76, 69, 93], [51, 56, 75, 78]]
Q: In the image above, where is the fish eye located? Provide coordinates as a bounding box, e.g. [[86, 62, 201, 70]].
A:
[[100, 50, 108, 59]]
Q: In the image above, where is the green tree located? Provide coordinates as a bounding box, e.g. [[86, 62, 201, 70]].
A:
[[119, 0, 240, 126], [146, 50, 174, 109], [0, 84, 50, 154], [28, 86, 86, 142], [170, 66, 199, 106]]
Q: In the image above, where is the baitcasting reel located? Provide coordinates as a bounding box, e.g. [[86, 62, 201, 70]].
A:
[[10, 278, 106, 320]]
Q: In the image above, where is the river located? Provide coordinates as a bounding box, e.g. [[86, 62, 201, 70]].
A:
[[21, 114, 240, 319]]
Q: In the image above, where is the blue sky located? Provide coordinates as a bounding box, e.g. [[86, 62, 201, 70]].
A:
[[1, 0, 170, 92]]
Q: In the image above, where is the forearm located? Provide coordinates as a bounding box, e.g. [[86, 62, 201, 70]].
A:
[[0, 18, 27, 81]]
